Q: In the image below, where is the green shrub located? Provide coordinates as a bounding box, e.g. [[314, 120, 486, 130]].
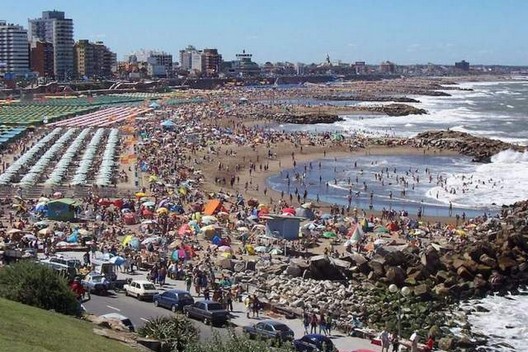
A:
[[0, 261, 79, 316], [186, 332, 295, 352], [138, 315, 199, 352]]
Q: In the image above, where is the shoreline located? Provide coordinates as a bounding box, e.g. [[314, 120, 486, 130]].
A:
[[197, 125, 461, 226]]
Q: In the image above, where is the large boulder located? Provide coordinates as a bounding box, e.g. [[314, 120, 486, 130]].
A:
[[497, 256, 518, 272], [384, 250, 408, 267], [421, 246, 442, 274], [457, 266, 474, 281], [385, 266, 406, 286], [368, 257, 386, 276], [479, 254, 497, 268]]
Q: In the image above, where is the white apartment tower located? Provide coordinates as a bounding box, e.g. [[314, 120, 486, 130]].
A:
[[0, 21, 29, 75], [28, 10, 74, 80]]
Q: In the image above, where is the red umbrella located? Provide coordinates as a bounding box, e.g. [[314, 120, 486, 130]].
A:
[[282, 207, 296, 215]]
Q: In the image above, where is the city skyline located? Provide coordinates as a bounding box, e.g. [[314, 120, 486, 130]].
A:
[[3, 0, 528, 66]]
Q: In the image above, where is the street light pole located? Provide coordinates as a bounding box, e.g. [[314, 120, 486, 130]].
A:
[[389, 284, 411, 338]]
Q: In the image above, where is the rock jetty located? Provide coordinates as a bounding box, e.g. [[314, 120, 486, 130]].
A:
[[316, 95, 421, 103], [414, 130, 526, 162], [266, 113, 344, 124]]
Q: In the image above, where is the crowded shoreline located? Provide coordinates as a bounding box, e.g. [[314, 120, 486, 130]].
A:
[[0, 77, 527, 351]]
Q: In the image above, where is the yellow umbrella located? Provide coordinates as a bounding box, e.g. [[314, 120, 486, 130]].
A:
[[122, 234, 133, 246], [455, 229, 467, 237], [148, 175, 158, 183], [135, 192, 147, 198], [156, 207, 169, 215], [220, 252, 233, 259]]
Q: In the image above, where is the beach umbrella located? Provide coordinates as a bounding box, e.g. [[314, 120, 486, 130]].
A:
[[269, 248, 283, 255], [374, 239, 386, 246], [109, 256, 125, 266], [201, 215, 217, 224], [23, 234, 37, 241], [282, 207, 296, 216], [38, 228, 54, 236], [156, 207, 169, 215], [178, 223, 192, 236], [38, 197, 50, 203], [122, 235, 134, 246], [141, 219, 157, 225], [374, 226, 390, 234], [348, 224, 364, 243], [142, 236, 160, 245], [78, 228, 90, 236], [135, 192, 147, 198], [220, 252, 233, 259], [254, 246, 268, 253], [322, 231, 337, 239], [218, 245, 232, 253], [129, 238, 140, 249], [34, 220, 49, 228], [456, 229, 467, 237], [143, 201, 156, 207]]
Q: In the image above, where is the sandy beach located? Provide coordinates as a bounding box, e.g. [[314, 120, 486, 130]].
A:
[[194, 115, 460, 227]]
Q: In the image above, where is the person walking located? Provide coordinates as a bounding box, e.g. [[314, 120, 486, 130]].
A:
[[326, 314, 333, 336], [380, 328, 390, 352], [303, 311, 310, 335], [310, 313, 318, 334], [185, 273, 192, 292], [391, 331, 400, 352], [319, 313, 327, 335], [244, 295, 253, 318], [252, 295, 260, 318]]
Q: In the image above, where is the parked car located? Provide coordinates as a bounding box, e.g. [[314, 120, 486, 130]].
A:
[[99, 313, 135, 332], [81, 272, 110, 295], [243, 319, 295, 344], [123, 280, 158, 301], [183, 300, 230, 326], [293, 334, 337, 352], [153, 289, 194, 312]]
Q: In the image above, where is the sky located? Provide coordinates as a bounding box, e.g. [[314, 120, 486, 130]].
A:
[[4, 0, 527, 65]]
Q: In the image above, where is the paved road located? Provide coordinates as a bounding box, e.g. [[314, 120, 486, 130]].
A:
[[59, 251, 381, 351], [83, 289, 228, 342]]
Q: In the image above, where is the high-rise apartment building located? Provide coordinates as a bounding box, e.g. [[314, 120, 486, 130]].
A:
[[0, 21, 29, 76], [28, 10, 74, 80], [30, 39, 54, 77], [74, 40, 116, 79], [202, 49, 221, 76]]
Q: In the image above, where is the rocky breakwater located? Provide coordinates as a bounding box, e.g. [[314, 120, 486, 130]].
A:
[[316, 95, 421, 103], [265, 113, 344, 124], [345, 103, 427, 117], [231, 201, 528, 349], [414, 130, 526, 162]]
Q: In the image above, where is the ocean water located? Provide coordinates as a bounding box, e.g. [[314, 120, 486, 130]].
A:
[[268, 80, 528, 214], [267, 80, 528, 349]]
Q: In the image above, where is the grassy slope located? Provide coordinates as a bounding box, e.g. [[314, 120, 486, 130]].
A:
[[0, 298, 135, 352]]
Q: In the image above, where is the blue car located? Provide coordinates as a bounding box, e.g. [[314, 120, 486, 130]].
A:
[[293, 334, 337, 352], [153, 289, 194, 312]]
